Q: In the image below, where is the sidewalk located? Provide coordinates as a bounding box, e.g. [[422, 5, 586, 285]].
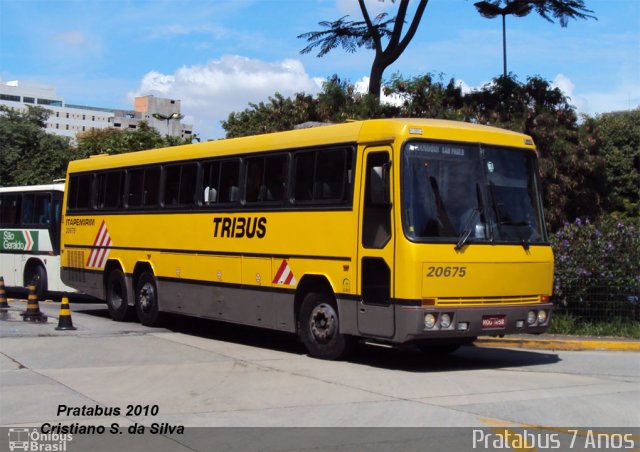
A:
[[475, 334, 640, 352]]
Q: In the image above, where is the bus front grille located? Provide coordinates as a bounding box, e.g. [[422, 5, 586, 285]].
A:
[[435, 295, 542, 306]]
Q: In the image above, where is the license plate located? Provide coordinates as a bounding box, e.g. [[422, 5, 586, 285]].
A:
[[482, 315, 506, 329]]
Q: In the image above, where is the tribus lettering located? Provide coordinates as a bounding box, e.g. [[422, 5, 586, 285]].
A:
[[213, 217, 267, 239]]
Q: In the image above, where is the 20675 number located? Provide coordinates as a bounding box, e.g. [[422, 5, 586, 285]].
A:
[[426, 266, 467, 278]]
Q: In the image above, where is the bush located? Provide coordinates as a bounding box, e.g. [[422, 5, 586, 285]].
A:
[[551, 217, 639, 321]]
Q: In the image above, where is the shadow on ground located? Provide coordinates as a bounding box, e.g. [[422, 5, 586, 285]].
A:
[[68, 301, 561, 372]]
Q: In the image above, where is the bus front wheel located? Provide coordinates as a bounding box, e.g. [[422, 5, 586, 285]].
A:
[[135, 272, 162, 327], [106, 269, 130, 321], [298, 292, 352, 360], [24, 262, 47, 300]]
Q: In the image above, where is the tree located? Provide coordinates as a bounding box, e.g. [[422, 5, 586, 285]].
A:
[[299, 0, 429, 98], [299, 0, 594, 99], [474, 0, 595, 77], [76, 121, 195, 156], [224, 72, 615, 229], [222, 76, 399, 138], [222, 92, 318, 138], [588, 109, 640, 217], [0, 106, 77, 186]]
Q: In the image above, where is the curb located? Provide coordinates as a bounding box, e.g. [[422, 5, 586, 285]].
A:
[[474, 336, 640, 352]]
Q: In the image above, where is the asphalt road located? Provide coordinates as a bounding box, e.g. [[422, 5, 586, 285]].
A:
[[1, 296, 639, 451]]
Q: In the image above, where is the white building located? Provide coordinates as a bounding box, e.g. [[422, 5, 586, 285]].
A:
[[0, 80, 193, 141]]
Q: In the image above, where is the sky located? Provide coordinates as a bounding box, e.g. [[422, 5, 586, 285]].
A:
[[0, 0, 638, 140]]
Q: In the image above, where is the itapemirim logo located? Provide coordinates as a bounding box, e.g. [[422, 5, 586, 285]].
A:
[[8, 428, 72, 451]]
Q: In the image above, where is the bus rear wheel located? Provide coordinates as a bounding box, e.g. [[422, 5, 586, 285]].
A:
[[135, 272, 162, 327], [298, 292, 352, 360], [106, 269, 130, 321], [24, 262, 47, 300]]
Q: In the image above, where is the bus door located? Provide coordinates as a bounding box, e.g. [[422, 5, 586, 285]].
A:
[[357, 146, 395, 338]]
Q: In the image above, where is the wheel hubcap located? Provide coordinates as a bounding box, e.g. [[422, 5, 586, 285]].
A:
[[110, 282, 123, 309], [139, 283, 154, 313], [310, 303, 336, 342]]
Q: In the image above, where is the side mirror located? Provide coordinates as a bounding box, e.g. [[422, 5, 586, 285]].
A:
[[370, 162, 391, 205]]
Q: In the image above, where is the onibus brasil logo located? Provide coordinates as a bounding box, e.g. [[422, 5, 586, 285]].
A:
[[8, 428, 72, 451]]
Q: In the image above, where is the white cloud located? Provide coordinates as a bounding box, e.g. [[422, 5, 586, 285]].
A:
[[353, 76, 404, 106], [551, 73, 640, 115], [129, 55, 323, 139], [552, 73, 588, 112]]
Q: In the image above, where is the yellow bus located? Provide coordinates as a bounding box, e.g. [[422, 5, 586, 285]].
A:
[[60, 118, 553, 359]]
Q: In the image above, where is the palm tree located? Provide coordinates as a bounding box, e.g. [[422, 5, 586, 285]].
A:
[[474, 0, 595, 78]]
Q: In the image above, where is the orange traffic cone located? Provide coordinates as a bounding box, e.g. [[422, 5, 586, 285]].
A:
[[0, 276, 8, 310], [22, 282, 47, 323], [55, 297, 76, 331]]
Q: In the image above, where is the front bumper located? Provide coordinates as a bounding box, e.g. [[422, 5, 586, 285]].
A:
[[393, 302, 553, 343]]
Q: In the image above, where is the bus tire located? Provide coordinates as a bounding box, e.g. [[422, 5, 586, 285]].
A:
[[298, 292, 352, 360], [25, 262, 47, 300], [135, 271, 162, 327], [105, 269, 130, 321]]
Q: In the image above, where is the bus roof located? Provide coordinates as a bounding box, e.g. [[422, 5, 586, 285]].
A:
[[0, 183, 65, 193], [67, 118, 536, 173]]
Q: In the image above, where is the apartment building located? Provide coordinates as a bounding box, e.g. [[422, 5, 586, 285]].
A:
[[0, 80, 193, 141]]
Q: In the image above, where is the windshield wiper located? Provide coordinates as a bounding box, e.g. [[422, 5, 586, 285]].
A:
[[455, 208, 480, 250], [455, 184, 485, 251], [429, 176, 456, 237]]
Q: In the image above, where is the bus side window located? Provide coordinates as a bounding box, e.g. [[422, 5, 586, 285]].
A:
[[68, 174, 93, 211], [293, 152, 315, 202], [143, 167, 161, 207], [202, 160, 220, 206], [219, 160, 240, 204], [34, 194, 50, 225], [21, 194, 34, 224], [127, 169, 144, 207], [0, 194, 21, 225], [179, 164, 198, 205], [104, 171, 124, 209], [292, 148, 347, 204], [228, 186, 239, 203], [163, 165, 181, 206]]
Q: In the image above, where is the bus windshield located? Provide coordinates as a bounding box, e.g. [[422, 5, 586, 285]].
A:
[[402, 141, 547, 246]]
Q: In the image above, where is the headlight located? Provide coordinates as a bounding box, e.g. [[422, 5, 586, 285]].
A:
[[424, 313, 436, 329], [440, 313, 451, 328], [537, 310, 547, 324], [527, 310, 537, 325]]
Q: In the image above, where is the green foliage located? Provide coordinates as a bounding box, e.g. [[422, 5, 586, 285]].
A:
[[548, 313, 640, 338], [222, 76, 396, 138], [224, 73, 618, 231], [384, 73, 465, 120], [474, 1, 595, 27], [1, 106, 196, 187], [222, 92, 317, 138], [75, 121, 195, 156], [463, 75, 607, 230], [0, 106, 77, 186], [589, 109, 640, 218], [551, 217, 640, 321]]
